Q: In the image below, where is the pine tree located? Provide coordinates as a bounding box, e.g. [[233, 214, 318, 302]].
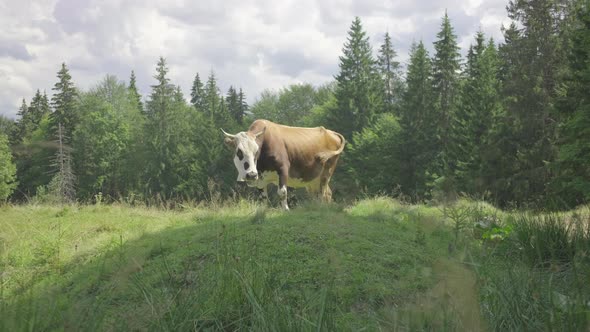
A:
[[331, 17, 383, 140], [454, 33, 503, 196], [15, 98, 30, 143], [499, 0, 572, 204], [190, 73, 206, 112], [226, 86, 242, 125], [204, 71, 220, 121], [0, 133, 17, 201], [28, 89, 50, 130], [377, 32, 403, 113], [397, 41, 436, 200], [238, 88, 248, 125], [553, 0, 590, 205], [143, 57, 194, 199], [432, 11, 461, 181], [128, 70, 143, 113], [50, 63, 78, 142]]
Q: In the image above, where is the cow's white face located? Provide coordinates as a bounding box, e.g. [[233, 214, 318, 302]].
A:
[[222, 128, 265, 182], [232, 132, 259, 182]]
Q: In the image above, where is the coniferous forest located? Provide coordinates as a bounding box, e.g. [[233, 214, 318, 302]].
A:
[[1, 0, 589, 210]]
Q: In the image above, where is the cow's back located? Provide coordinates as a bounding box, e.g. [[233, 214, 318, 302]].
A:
[[249, 119, 343, 182]]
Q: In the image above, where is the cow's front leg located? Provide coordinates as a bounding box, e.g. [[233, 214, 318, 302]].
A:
[[278, 168, 289, 210]]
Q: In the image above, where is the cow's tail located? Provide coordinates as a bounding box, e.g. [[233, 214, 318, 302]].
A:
[[316, 132, 346, 162]]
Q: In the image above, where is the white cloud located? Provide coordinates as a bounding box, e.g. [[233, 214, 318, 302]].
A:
[[0, 0, 510, 119]]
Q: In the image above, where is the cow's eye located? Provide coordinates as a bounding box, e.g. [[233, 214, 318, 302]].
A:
[[244, 162, 250, 170], [237, 149, 244, 160]]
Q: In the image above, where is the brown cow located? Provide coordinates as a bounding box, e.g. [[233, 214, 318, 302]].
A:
[[222, 119, 346, 210]]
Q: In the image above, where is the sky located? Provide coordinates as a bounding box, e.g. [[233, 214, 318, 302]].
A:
[[0, 0, 511, 119]]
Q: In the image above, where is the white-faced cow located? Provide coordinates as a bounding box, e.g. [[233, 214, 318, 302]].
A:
[[222, 119, 346, 210]]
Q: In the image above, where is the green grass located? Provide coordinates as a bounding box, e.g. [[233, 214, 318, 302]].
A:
[[3, 199, 588, 331], [0, 198, 477, 331]]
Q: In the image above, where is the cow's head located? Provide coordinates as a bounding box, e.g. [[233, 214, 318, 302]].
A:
[[221, 128, 265, 182]]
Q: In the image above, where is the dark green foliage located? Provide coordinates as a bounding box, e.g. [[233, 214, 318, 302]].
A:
[[250, 83, 332, 127], [454, 34, 503, 197], [143, 57, 196, 199], [50, 63, 78, 142], [0, 133, 17, 200], [377, 32, 403, 114], [128, 70, 143, 113], [226, 86, 247, 125], [498, 0, 572, 205], [73, 75, 144, 200], [329, 17, 383, 140], [190, 72, 206, 112], [432, 11, 461, 178], [553, 0, 590, 206], [397, 41, 436, 200], [0, 115, 15, 139], [14, 99, 29, 143], [346, 113, 401, 196]]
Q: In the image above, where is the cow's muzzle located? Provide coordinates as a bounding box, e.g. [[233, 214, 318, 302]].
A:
[[246, 171, 258, 181]]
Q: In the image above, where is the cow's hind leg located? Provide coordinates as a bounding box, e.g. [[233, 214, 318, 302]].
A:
[[319, 156, 339, 203], [278, 167, 289, 210]]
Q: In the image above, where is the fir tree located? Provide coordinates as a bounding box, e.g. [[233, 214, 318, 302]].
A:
[[204, 71, 220, 121], [226, 86, 242, 125], [238, 88, 248, 125], [553, 0, 590, 205], [398, 41, 436, 200], [15, 98, 30, 143], [331, 17, 383, 140], [190, 73, 206, 112], [0, 133, 17, 201], [454, 33, 503, 196], [499, 0, 572, 203], [28, 89, 50, 130], [432, 11, 461, 179], [377, 32, 403, 113], [128, 70, 143, 113], [50, 63, 78, 142]]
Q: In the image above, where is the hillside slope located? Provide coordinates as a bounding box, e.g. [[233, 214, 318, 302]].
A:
[[1, 199, 481, 331]]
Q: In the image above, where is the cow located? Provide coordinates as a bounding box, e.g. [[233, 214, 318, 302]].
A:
[[222, 119, 346, 210]]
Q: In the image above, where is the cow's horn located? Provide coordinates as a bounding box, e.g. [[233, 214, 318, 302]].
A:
[[221, 128, 236, 139]]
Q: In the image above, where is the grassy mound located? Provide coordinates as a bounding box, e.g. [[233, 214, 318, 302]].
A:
[[1, 199, 472, 331]]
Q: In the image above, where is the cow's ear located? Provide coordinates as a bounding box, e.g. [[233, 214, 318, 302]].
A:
[[224, 136, 236, 148], [254, 127, 266, 139], [221, 128, 237, 148]]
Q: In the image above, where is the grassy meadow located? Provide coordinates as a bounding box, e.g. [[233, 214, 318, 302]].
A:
[[1, 198, 589, 331]]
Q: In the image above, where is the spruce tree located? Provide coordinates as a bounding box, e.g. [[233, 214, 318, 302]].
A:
[[50, 63, 78, 142], [128, 70, 143, 113], [226, 86, 242, 125], [331, 17, 383, 140], [499, 0, 572, 203], [28, 89, 50, 130], [432, 11, 461, 181], [398, 41, 436, 200], [0, 133, 17, 201], [454, 33, 503, 196], [15, 98, 30, 143], [144, 57, 194, 199], [190, 73, 206, 112], [238, 88, 248, 125], [553, 0, 590, 205], [204, 71, 220, 121], [377, 32, 403, 114]]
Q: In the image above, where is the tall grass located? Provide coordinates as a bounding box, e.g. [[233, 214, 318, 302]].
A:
[[475, 209, 590, 331]]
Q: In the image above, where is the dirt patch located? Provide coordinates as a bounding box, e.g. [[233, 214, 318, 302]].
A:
[[416, 257, 485, 331]]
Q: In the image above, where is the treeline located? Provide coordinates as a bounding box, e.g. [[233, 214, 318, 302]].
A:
[[1, 0, 589, 209]]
